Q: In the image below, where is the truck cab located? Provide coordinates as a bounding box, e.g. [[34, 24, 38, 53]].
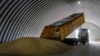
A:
[[78, 28, 89, 44]]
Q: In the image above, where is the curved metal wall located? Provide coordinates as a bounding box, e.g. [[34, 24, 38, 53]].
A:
[[1, 0, 100, 43], [0, 0, 68, 43]]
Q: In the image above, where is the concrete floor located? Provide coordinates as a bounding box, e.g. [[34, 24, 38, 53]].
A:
[[0, 41, 99, 56], [44, 41, 100, 56]]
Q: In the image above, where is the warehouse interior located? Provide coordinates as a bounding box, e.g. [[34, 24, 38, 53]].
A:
[[0, 0, 100, 56]]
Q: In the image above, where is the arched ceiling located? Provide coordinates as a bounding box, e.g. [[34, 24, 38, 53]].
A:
[[0, 0, 100, 43]]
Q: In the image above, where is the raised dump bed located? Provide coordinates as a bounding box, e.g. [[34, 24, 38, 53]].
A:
[[41, 13, 85, 41]]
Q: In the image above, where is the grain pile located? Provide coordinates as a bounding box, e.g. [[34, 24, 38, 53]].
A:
[[0, 37, 72, 55]]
